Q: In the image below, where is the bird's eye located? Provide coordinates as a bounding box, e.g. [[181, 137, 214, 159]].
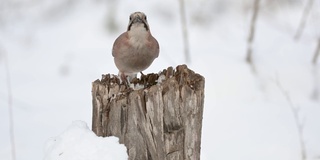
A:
[[129, 16, 132, 21], [144, 16, 147, 21]]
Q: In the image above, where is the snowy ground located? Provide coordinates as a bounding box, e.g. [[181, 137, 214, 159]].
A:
[[0, 0, 319, 160], [43, 121, 127, 160]]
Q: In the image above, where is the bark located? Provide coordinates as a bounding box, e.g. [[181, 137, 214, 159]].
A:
[[92, 65, 205, 160]]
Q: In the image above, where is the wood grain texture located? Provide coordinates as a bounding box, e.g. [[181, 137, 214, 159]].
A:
[[92, 65, 205, 160]]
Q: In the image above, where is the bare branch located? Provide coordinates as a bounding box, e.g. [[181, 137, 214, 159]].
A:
[[179, 0, 191, 63], [311, 65, 319, 100], [275, 79, 307, 160], [246, 0, 260, 74], [1, 46, 16, 160], [294, 0, 314, 40], [312, 38, 320, 65], [246, 0, 260, 64]]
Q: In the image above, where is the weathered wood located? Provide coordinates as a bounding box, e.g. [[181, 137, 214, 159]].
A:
[[92, 65, 205, 160]]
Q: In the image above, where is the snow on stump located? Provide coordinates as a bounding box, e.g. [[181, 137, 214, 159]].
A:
[[91, 65, 205, 160]]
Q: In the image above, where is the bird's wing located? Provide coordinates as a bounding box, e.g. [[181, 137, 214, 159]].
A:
[[150, 35, 160, 58], [112, 32, 128, 58]]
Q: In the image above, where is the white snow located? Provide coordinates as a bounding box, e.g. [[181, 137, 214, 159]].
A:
[[43, 121, 127, 160], [156, 74, 166, 84], [132, 83, 145, 90], [0, 0, 319, 160]]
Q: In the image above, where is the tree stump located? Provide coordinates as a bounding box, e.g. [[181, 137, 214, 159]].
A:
[[92, 65, 205, 160]]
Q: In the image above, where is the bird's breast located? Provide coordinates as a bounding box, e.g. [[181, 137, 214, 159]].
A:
[[128, 32, 150, 54]]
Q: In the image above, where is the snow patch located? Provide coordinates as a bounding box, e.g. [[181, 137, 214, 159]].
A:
[[131, 83, 145, 90], [156, 74, 166, 84], [44, 121, 127, 160]]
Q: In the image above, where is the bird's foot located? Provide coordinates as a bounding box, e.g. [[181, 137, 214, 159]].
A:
[[120, 73, 130, 88]]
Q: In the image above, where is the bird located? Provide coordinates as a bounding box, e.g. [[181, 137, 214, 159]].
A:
[[112, 12, 159, 86]]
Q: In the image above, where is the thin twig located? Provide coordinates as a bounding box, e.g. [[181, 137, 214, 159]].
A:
[[275, 78, 307, 160], [179, 0, 191, 63], [2, 48, 16, 160], [311, 64, 319, 100], [311, 39, 320, 100], [246, 0, 260, 73], [294, 0, 314, 40], [312, 38, 320, 65]]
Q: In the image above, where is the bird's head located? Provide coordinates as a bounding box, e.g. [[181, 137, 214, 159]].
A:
[[127, 12, 149, 32]]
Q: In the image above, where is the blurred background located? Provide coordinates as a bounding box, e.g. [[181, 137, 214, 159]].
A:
[[0, 0, 319, 159]]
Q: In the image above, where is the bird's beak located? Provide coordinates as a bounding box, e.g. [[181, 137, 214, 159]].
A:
[[132, 16, 143, 24]]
